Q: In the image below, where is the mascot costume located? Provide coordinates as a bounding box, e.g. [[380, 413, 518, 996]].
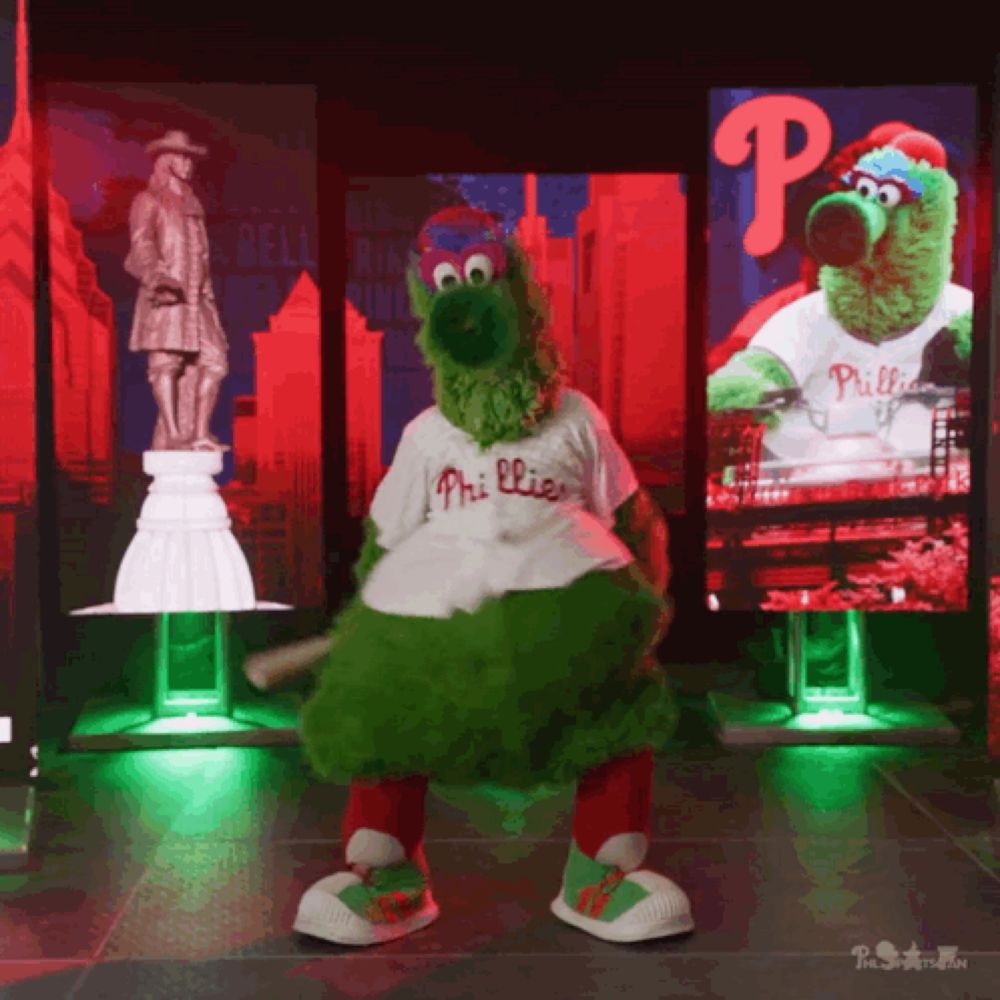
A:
[[708, 125, 972, 459], [292, 206, 693, 946]]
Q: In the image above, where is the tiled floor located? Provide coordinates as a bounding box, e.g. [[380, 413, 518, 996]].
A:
[[1, 709, 998, 999]]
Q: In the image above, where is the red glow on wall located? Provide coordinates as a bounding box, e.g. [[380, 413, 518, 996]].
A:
[[516, 174, 575, 382], [0, 6, 34, 653], [345, 300, 383, 518], [48, 188, 115, 497], [223, 272, 325, 607], [0, 74, 34, 512], [573, 174, 686, 494]]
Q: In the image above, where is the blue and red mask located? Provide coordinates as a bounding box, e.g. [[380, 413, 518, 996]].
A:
[[417, 207, 508, 292]]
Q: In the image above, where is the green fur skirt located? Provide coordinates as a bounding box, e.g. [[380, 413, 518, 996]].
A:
[[299, 566, 678, 789]]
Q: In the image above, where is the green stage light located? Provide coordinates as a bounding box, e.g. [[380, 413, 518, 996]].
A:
[[708, 610, 958, 745], [0, 786, 35, 870], [67, 611, 301, 750], [154, 612, 230, 719], [788, 611, 867, 717]]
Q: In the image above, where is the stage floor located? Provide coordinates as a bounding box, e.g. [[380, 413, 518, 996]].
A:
[[1, 703, 998, 999]]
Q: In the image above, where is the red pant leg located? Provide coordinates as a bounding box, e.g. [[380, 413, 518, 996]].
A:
[[342, 774, 429, 861], [572, 748, 653, 859]]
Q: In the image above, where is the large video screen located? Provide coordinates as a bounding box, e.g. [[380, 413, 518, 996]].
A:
[[45, 83, 322, 613], [706, 86, 975, 612]]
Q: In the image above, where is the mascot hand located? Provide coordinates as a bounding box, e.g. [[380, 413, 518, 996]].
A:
[[637, 596, 674, 676], [707, 375, 781, 429], [614, 489, 670, 596], [651, 595, 674, 647], [708, 349, 795, 428], [918, 311, 971, 387]]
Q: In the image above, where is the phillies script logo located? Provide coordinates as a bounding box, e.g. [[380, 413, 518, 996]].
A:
[[436, 458, 567, 509], [829, 363, 919, 401], [713, 95, 833, 257]]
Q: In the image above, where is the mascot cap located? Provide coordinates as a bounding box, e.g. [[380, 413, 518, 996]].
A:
[[861, 122, 947, 170], [888, 130, 947, 170], [865, 122, 915, 147], [418, 206, 505, 254], [417, 206, 507, 289], [842, 126, 949, 201]]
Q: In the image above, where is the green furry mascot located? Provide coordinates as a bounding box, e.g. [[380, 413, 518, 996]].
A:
[[293, 206, 693, 947], [708, 127, 972, 463]]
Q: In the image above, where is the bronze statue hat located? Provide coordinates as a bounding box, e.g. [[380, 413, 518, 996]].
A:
[[146, 130, 208, 158]]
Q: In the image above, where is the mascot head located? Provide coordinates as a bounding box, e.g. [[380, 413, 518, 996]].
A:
[[804, 127, 957, 342], [407, 206, 563, 448]]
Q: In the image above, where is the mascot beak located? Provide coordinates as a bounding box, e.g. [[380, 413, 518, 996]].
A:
[[805, 192, 888, 268], [428, 283, 518, 370]]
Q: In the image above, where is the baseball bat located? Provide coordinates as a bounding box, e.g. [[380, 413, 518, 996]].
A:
[[242, 634, 332, 691]]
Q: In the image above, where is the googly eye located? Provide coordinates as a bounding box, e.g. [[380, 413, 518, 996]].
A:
[[463, 253, 494, 286], [432, 261, 462, 291], [855, 177, 877, 199], [877, 184, 903, 208]]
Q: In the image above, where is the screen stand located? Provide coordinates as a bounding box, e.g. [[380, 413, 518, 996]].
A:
[[0, 783, 35, 870], [708, 611, 960, 745], [67, 611, 300, 750]]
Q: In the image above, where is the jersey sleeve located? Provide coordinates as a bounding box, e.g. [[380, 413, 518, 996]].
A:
[[367, 419, 430, 550], [579, 396, 639, 525], [744, 293, 823, 388]]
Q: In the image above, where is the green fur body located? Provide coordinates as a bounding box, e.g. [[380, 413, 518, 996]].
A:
[[300, 565, 676, 788], [301, 235, 676, 793]]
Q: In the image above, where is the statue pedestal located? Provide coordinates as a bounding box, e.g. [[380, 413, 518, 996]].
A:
[[69, 450, 297, 750], [114, 450, 255, 613]]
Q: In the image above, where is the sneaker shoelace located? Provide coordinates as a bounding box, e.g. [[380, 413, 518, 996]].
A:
[[349, 861, 426, 924], [576, 867, 626, 919]]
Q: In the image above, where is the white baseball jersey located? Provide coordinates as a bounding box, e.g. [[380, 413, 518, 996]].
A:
[[361, 388, 638, 618], [746, 283, 972, 461]]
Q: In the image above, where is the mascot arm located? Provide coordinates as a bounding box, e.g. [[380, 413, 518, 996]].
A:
[[949, 311, 972, 363], [613, 487, 673, 648], [613, 488, 669, 596], [353, 516, 387, 588], [707, 349, 796, 412]]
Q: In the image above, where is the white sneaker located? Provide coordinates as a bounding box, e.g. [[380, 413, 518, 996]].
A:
[[550, 840, 694, 943], [294, 859, 439, 946]]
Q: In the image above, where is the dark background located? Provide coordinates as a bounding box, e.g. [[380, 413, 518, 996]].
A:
[[26, 9, 996, 742]]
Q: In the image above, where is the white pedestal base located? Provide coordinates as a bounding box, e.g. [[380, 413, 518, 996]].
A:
[[109, 450, 256, 613]]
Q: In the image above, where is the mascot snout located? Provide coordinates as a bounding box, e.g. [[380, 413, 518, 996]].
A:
[[428, 284, 518, 369], [806, 192, 887, 267]]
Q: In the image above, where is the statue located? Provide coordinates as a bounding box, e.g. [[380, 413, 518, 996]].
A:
[[124, 130, 230, 452]]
